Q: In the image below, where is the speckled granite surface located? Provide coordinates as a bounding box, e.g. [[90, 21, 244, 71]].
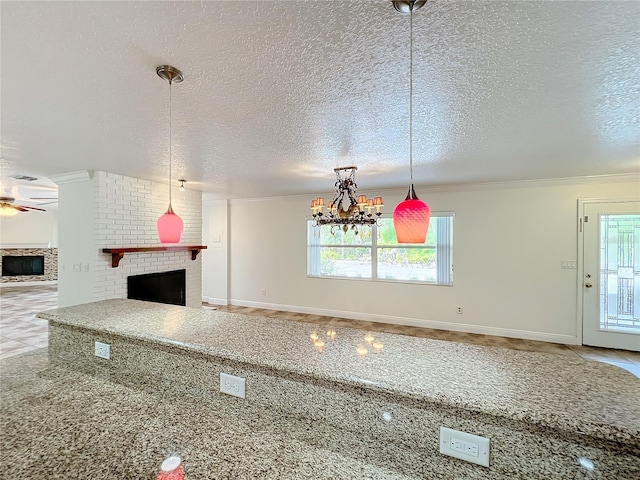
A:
[[0, 298, 635, 479], [37, 299, 640, 446], [4, 348, 639, 479], [44, 321, 640, 478], [0, 350, 428, 480]]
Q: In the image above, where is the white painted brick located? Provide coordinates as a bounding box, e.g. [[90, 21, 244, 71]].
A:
[[91, 171, 202, 307]]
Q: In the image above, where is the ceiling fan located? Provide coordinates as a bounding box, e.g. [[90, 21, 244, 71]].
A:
[[30, 197, 58, 206], [0, 196, 46, 216]]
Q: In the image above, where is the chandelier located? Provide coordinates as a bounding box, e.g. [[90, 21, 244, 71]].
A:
[[310, 166, 383, 235]]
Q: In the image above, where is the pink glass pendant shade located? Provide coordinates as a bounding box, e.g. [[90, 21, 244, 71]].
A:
[[157, 205, 184, 243], [393, 185, 430, 244], [155, 66, 185, 245]]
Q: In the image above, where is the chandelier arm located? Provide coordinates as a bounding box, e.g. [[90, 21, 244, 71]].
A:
[[335, 186, 345, 214], [347, 182, 358, 209]]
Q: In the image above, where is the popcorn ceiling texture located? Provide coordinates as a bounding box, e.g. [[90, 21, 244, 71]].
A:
[[32, 299, 640, 479], [2, 1, 639, 198]]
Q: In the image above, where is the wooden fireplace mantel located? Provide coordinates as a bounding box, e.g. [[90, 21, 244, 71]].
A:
[[102, 246, 208, 268]]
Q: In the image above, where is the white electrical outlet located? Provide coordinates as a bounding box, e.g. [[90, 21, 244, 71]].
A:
[[456, 306, 463, 314], [94, 341, 111, 360], [220, 373, 246, 399], [440, 426, 490, 467]]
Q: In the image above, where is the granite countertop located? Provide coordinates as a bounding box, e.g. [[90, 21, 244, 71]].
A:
[[38, 299, 640, 445], [1, 349, 427, 480]]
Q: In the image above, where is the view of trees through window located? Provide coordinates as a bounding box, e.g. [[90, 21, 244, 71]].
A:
[[308, 216, 453, 285]]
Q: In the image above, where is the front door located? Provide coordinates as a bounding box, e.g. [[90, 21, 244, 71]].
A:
[[582, 200, 640, 351]]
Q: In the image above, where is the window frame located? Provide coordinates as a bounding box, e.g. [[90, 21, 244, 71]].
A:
[[307, 212, 454, 286]]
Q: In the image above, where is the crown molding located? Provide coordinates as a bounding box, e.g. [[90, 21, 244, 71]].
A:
[[417, 173, 640, 193], [227, 173, 640, 204], [49, 170, 94, 185]]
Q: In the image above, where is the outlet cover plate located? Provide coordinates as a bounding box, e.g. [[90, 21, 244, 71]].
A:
[[440, 426, 490, 467], [94, 341, 111, 360], [220, 372, 246, 399]]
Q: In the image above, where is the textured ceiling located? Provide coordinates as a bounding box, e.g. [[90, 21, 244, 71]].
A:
[[1, 0, 639, 202]]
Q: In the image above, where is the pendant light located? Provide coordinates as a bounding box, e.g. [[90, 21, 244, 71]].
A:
[[156, 65, 184, 244], [392, 1, 431, 244]]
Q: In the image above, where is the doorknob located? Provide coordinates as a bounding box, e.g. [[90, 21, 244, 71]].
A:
[[585, 283, 593, 288]]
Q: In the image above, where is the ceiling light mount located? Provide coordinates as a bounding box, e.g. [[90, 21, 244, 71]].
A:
[[156, 65, 184, 84], [392, 0, 427, 14]]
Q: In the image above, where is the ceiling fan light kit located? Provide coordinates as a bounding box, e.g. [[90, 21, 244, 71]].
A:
[[392, 0, 431, 244], [0, 196, 46, 216], [156, 65, 185, 244]]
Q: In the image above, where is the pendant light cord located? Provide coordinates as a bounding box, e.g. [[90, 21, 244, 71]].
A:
[[169, 78, 173, 208], [409, 2, 414, 189]]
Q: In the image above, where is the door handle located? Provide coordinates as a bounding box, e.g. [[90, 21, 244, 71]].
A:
[[585, 283, 593, 288]]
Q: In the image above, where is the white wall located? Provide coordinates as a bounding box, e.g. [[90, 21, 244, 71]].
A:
[[57, 176, 97, 307], [202, 200, 229, 305], [212, 175, 640, 344], [0, 209, 58, 248], [57, 171, 203, 308]]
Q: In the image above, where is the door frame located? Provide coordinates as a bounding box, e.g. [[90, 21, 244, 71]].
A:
[[577, 198, 640, 347]]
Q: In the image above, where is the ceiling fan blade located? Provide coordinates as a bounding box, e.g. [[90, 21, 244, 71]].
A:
[[30, 197, 58, 200], [19, 205, 47, 211], [14, 206, 29, 212]]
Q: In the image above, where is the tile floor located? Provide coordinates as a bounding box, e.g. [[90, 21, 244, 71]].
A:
[[0, 285, 638, 377], [0, 285, 54, 360]]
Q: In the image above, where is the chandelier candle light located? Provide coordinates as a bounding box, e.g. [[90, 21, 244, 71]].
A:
[[392, 0, 431, 244], [310, 166, 383, 235], [156, 65, 184, 244]]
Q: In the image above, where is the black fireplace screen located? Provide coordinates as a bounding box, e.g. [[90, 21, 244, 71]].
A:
[[127, 269, 186, 306], [2, 256, 45, 276]]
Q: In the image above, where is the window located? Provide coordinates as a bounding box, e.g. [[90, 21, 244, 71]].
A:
[[308, 214, 454, 285]]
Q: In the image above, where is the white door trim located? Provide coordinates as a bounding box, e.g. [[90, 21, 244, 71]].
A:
[[577, 198, 640, 347]]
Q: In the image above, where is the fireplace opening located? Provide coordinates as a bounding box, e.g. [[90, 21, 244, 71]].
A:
[[2, 255, 45, 276], [127, 269, 186, 306]]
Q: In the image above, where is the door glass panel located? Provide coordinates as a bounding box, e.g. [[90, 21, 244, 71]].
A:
[[600, 214, 640, 332]]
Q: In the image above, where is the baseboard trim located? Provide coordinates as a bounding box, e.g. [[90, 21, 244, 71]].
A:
[[229, 299, 578, 345], [203, 296, 229, 306]]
